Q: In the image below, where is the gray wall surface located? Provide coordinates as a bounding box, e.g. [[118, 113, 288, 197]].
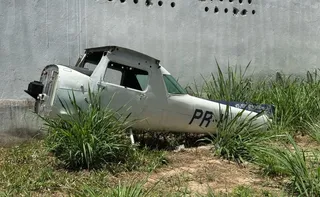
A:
[[1, 0, 320, 99]]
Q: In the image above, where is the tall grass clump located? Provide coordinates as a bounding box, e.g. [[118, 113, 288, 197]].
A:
[[258, 135, 320, 196], [306, 119, 320, 143], [201, 61, 254, 102], [79, 181, 154, 197], [251, 72, 320, 130], [42, 89, 134, 170], [198, 61, 320, 132], [204, 107, 273, 163], [107, 181, 154, 197]]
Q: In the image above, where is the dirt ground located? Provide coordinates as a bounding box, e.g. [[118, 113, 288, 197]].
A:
[[113, 144, 284, 196], [153, 146, 282, 195]]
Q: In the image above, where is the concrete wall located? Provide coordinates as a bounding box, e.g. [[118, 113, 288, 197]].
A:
[[1, 0, 320, 141], [2, 0, 320, 100], [0, 100, 44, 146]]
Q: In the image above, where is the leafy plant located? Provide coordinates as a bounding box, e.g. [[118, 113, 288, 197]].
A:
[[78, 180, 155, 197], [42, 88, 134, 170], [204, 106, 273, 163], [201, 61, 253, 102], [305, 119, 320, 143], [107, 181, 153, 197], [252, 72, 320, 131], [258, 135, 320, 196], [231, 186, 255, 197], [199, 62, 320, 133], [197, 186, 280, 197]]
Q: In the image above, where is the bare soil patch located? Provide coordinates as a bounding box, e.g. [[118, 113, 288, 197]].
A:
[[143, 146, 283, 195]]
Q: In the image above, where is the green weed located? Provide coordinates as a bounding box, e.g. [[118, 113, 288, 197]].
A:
[[257, 135, 320, 196], [252, 72, 320, 131], [77, 180, 154, 197], [204, 107, 273, 163], [198, 62, 320, 133], [201, 61, 253, 102], [305, 119, 320, 143], [0, 141, 166, 196], [41, 88, 135, 170], [198, 186, 281, 197]]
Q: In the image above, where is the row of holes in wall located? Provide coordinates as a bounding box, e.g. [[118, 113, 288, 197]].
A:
[[109, 0, 256, 15], [113, 0, 176, 7], [205, 6, 255, 15], [110, 0, 254, 7], [218, 0, 253, 4]]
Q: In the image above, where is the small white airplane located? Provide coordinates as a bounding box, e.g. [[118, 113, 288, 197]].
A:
[[25, 46, 273, 141]]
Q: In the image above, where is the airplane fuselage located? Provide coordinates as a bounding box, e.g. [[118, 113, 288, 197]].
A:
[[26, 46, 270, 133]]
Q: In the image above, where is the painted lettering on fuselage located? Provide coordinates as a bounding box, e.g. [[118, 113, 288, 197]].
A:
[[189, 109, 218, 127]]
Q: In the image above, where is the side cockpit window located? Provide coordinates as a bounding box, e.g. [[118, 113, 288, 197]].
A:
[[103, 62, 149, 91], [163, 74, 187, 95], [83, 52, 104, 71], [75, 52, 104, 76]]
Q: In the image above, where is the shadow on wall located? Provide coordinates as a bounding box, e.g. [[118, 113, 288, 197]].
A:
[[0, 100, 45, 147]]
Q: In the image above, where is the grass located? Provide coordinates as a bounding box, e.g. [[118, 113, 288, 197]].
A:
[[256, 135, 320, 196], [0, 137, 287, 196], [202, 107, 274, 163], [201, 186, 282, 197], [77, 180, 156, 197], [252, 73, 320, 131], [201, 61, 254, 102], [42, 89, 139, 170], [198, 62, 320, 133], [305, 119, 320, 143], [0, 140, 166, 196]]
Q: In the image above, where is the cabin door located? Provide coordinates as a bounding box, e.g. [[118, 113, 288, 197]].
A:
[[98, 61, 149, 120]]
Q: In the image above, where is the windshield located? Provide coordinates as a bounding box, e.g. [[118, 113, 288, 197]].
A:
[[163, 74, 187, 95]]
